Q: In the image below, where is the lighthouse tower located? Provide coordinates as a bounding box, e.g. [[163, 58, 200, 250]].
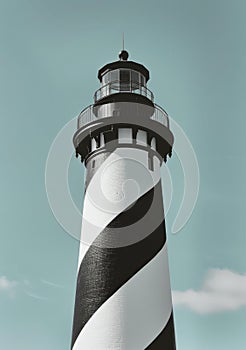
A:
[[71, 50, 176, 349]]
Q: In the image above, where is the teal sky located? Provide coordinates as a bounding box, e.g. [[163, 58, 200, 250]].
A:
[[1, 0, 246, 349]]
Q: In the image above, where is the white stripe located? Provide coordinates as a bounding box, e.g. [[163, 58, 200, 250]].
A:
[[73, 244, 172, 350], [78, 148, 161, 268]]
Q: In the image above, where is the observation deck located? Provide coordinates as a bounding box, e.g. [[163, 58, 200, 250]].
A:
[[77, 103, 170, 129]]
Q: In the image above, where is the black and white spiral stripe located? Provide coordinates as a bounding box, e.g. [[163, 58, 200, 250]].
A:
[[71, 148, 176, 349]]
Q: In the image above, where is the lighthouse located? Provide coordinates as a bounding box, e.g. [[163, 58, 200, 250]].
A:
[[71, 50, 176, 349]]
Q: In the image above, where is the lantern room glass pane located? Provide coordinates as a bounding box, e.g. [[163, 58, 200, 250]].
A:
[[131, 70, 139, 90], [102, 73, 109, 85], [120, 69, 130, 91], [111, 70, 119, 83], [110, 69, 119, 91], [140, 74, 145, 86]]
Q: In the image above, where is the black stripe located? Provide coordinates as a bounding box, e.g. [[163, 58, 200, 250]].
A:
[[71, 182, 166, 348], [145, 312, 176, 350]]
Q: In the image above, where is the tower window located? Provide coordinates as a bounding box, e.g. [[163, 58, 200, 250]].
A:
[[148, 155, 154, 171]]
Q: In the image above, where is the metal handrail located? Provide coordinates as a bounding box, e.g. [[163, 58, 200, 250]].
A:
[[152, 104, 169, 128], [77, 105, 95, 129], [77, 103, 169, 130], [94, 80, 154, 102]]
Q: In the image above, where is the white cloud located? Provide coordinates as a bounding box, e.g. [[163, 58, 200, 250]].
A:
[[172, 268, 246, 314], [0, 276, 18, 296], [25, 291, 48, 301], [41, 279, 64, 288]]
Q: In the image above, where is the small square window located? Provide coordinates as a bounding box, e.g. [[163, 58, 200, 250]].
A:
[[148, 155, 154, 171]]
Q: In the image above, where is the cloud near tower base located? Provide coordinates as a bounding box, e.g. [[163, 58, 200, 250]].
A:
[[172, 268, 246, 314]]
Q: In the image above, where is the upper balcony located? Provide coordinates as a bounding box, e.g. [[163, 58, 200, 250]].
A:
[[94, 80, 154, 103], [77, 103, 170, 130]]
